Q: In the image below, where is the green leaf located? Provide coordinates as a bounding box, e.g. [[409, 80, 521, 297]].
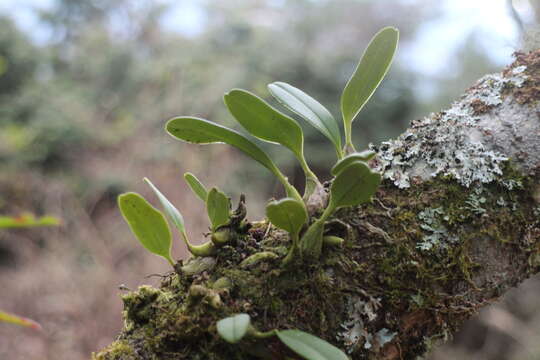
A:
[[0, 214, 60, 229], [341, 27, 399, 147], [118, 192, 174, 265], [329, 161, 381, 210], [183, 172, 208, 201], [268, 82, 341, 155], [330, 150, 376, 176], [167, 117, 284, 184], [266, 197, 307, 237], [144, 178, 187, 238], [224, 88, 319, 199], [224, 89, 304, 160], [206, 188, 231, 230], [143, 178, 216, 257], [167, 116, 302, 202], [216, 314, 251, 344], [276, 330, 349, 360], [0, 310, 41, 330]]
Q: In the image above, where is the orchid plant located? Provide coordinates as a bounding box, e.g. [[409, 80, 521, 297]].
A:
[[118, 27, 399, 359]]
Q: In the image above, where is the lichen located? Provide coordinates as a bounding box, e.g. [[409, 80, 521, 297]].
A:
[[463, 186, 487, 215], [338, 294, 388, 354], [416, 206, 458, 251], [371, 60, 531, 189], [503, 51, 540, 105]]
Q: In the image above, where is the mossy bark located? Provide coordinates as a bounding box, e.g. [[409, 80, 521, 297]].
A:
[[94, 50, 540, 360]]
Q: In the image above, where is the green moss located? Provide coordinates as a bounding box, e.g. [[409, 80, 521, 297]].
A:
[[92, 340, 137, 360], [328, 159, 538, 354], [96, 159, 539, 359], [122, 285, 161, 328]]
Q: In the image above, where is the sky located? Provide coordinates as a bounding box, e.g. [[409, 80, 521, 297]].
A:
[[0, 0, 534, 78], [401, 0, 530, 75]]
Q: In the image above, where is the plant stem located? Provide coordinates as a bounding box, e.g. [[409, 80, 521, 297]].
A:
[[269, 161, 304, 204], [303, 174, 320, 201], [298, 153, 321, 200], [344, 121, 353, 151], [298, 201, 336, 259], [335, 146, 344, 160], [165, 255, 175, 267], [319, 201, 336, 223], [181, 232, 216, 257], [248, 326, 277, 339], [282, 232, 300, 266], [343, 142, 356, 155]]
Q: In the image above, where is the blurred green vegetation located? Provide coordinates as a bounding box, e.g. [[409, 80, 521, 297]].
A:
[[4, 1, 534, 358], [0, 1, 421, 192], [0, 0, 503, 198]]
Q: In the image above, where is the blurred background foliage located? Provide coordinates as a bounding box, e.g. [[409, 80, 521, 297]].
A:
[[0, 0, 538, 359]]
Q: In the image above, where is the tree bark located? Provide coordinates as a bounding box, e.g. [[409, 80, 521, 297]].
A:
[[93, 50, 540, 360]]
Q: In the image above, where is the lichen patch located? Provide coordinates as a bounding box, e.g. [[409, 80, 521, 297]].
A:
[[504, 51, 540, 105], [338, 294, 385, 353], [372, 53, 534, 189]]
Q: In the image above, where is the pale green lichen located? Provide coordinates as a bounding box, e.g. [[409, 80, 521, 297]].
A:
[[375, 328, 397, 348], [338, 294, 386, 353], [416, 207, 457, 252], [372, 62, 530, 189], [463, 186, 487, 215]]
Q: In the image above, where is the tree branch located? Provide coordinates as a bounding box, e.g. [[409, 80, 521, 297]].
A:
[[93, 50, 540, 360]]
